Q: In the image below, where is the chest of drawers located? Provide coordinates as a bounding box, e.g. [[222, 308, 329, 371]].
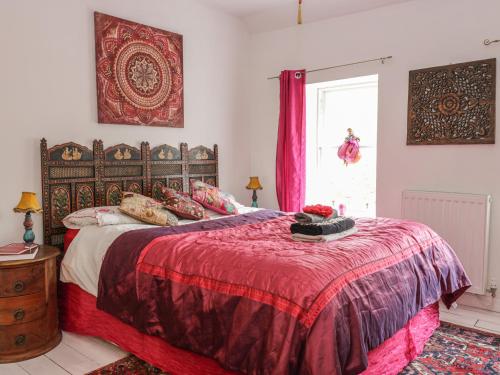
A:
[[0, 246, 61, 363]]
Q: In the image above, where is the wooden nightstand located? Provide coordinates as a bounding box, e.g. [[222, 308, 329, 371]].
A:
[[0, 245, 61, 363]]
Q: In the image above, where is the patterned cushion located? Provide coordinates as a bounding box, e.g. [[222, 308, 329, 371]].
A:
[[119, 193, 178, 226], [161, 188, 205, 220], [62, 206, 142, 229], [220, 191, 245, 210], [190, 181, 238, 215]]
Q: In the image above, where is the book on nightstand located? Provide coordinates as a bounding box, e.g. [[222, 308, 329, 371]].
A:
[[0, 243, 39, 261]]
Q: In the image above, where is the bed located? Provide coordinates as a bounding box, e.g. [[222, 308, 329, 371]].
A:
[[41, 139, 471, 375]]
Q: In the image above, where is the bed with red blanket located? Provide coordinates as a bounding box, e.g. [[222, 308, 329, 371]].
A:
[[59, 209, 470, 375]]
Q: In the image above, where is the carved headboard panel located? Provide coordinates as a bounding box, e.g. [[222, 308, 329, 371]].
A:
[[40, 139, 219, 247]]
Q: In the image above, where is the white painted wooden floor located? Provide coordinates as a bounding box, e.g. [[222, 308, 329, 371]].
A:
[[439, 303, 500, 334], [1, 305, 499, 375], [0, 332, 128, 375]]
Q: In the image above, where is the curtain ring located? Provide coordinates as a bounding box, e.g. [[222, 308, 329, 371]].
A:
[[295, 72, 302, 79]]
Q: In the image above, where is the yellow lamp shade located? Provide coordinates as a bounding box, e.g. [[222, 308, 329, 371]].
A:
[[13, 192, 42, 213], [246, 177, 263, 190]]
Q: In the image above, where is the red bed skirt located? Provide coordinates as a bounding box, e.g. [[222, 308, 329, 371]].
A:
[[59, 282, 439, 375]]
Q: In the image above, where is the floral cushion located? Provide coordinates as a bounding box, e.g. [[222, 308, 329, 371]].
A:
[[161, 188, 205, 220], [220, 191, 245, 210], [190, 181, 238, 215], [62, 206, 142, 229], [119, 193, 178, 226]]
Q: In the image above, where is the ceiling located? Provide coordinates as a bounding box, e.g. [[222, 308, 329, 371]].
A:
[[196, 0, 415, 32], [196, 0, 296, 17]]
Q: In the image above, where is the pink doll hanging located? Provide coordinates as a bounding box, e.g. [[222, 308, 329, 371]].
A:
[[337, 128, 361, 166]]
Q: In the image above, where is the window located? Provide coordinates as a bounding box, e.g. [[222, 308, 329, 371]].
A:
[[306, 75, 378, 217]]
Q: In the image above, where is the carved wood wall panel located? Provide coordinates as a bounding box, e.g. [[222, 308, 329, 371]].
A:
[[407, 59, 496, 145], [40, 139, 218, 247]]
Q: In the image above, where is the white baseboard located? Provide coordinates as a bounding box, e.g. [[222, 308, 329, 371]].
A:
[[458, 292, 500, 313]]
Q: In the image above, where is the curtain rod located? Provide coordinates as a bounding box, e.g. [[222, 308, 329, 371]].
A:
[[484, 39, 500, 46], [267, 55, 393, 80]]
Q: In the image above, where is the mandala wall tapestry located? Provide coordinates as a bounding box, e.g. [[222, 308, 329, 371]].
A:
[[407, 59, 496, 145], [94, 12, 184, 127]]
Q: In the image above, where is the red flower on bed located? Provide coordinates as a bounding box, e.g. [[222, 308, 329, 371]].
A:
[[303, 205, 334, 218]]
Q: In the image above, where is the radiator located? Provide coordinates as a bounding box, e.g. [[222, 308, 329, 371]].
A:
[[401, 190, 491, 295]]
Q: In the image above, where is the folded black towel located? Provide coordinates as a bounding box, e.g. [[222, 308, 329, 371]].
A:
[[294, 212, 330, 224], [290, 217, 355, 236]]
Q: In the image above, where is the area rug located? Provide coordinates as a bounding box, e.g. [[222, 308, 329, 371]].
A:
[[400, 322, 499, 374], [86, 323, 500, 375]]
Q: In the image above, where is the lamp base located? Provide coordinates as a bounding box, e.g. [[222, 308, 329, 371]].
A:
[[251, 190, 259, 208], [23, 212, 35, 245]]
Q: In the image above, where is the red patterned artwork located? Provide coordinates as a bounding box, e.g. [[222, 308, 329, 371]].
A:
[[94, 12, 183, 127]]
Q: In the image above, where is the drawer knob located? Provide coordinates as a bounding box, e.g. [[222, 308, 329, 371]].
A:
[[15, 335, 26, 346], [13, 280, 25, 293], [13, 309, 25, 321]]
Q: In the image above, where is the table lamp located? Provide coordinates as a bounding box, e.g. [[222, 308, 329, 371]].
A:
[[246, 177, 263, 208], [13, 192, 42, 245]]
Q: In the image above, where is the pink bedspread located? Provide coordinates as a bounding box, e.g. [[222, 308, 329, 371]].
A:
[[97, 210, 470, 374]]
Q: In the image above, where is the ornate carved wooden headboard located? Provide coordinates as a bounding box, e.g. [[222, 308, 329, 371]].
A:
[[40, 139, 218, 247]]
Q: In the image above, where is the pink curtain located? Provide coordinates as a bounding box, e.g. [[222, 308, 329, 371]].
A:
[[276, 70, 306, 212]]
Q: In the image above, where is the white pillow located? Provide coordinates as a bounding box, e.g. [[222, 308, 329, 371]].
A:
[[220, 191, 246, 210], [62, 206, 142, 229]]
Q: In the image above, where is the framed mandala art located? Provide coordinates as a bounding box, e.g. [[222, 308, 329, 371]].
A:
[[94, 12, 184, 127], [407, 59, 496, 145]]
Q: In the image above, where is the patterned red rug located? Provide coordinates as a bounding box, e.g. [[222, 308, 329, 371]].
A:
[[400, 323, 499, 374], [86, 323, 500, 375]]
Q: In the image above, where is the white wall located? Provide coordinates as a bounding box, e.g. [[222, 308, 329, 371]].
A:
[[248, 0, 500, 311], [0, 0, 251, 244]]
